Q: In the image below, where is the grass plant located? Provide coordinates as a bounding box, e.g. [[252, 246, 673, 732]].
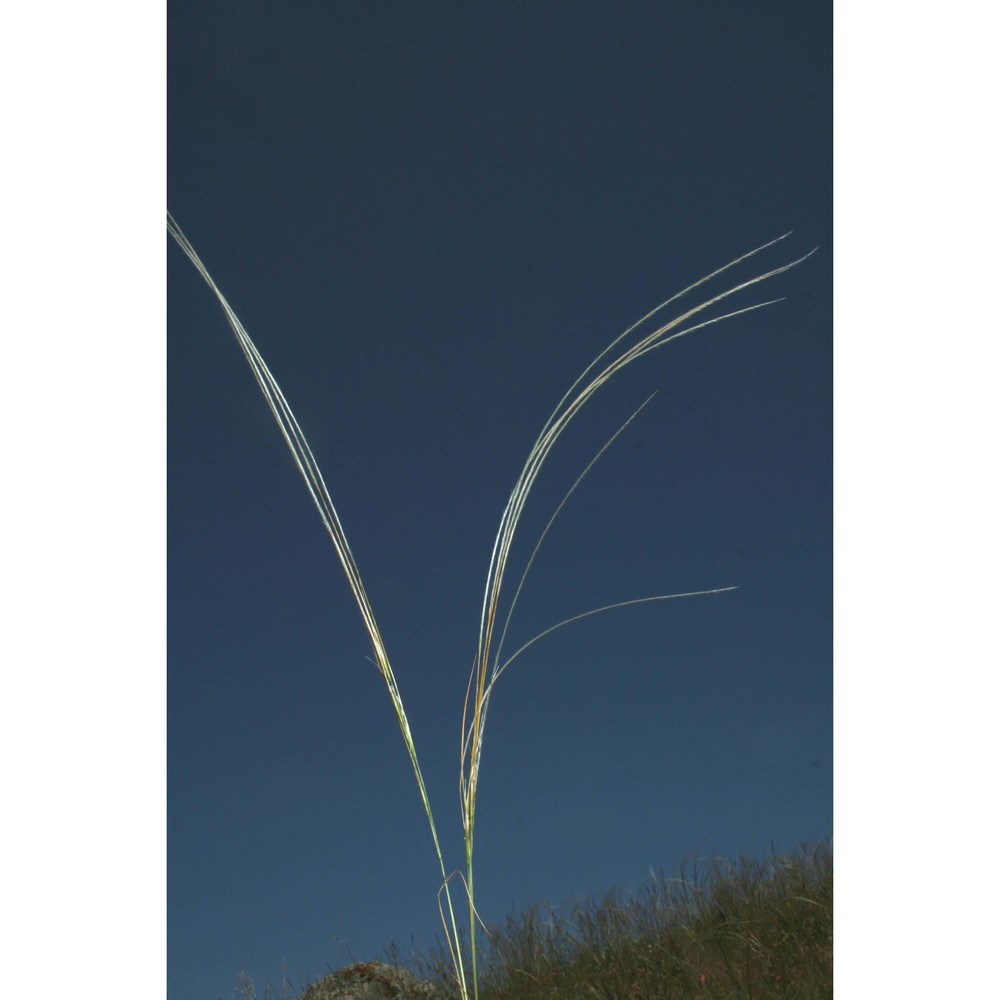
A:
[[238, 842, 832, 1000], [169, 214, 815, 1000], [410, 841, 832, 1000]]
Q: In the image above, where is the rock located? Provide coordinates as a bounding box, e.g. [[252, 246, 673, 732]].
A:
[[296, 961, 447, 1000]]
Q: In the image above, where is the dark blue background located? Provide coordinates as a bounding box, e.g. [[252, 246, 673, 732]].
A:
[[168, 3, 831, 997]]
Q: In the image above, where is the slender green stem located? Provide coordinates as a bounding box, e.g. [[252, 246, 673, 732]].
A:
[[168, 213, 472, 998], [458, 235, 815, 998]]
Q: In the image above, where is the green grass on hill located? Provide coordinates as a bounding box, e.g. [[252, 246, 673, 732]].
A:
[[423, 842, 832, 1000], [240, 842, 831, 1000]]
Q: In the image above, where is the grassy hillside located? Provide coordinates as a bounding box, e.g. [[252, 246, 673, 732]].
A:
[[239, 843, 832, 1000]]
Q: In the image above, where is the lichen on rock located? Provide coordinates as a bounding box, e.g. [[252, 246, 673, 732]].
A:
[[297, 961, 447, 1000]]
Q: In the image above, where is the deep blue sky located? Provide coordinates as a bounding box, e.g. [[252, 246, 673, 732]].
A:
[[168, 3, 831, 998]]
